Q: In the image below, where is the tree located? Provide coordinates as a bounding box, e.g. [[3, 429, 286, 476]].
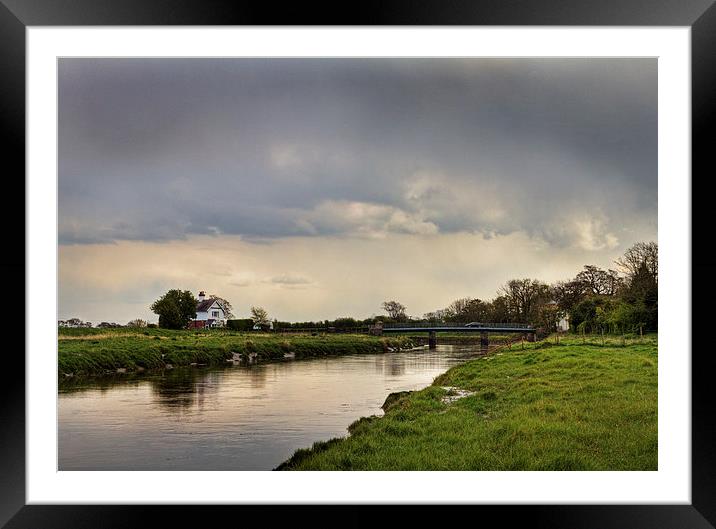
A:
[[444, 297, 489, 323], [62, 317, 92, 328], [208, 294, 234, 319], [150, 289, 197, 329], [615, 241, 658, 284], [485, 295, 511, 323], [462, 298, 489, 322], [575, 265, 622, 296], [498, 278, 551, 324], [250, 306, 270, 326], [536, 302, 560, 334], [127, 319, 148, 328], [333, 317, 359, 329], [423, 308, 450, 323], [570, 296, 604, 333], [551, 279, 588, 312], [620, 261, 658, 330], [615, 242, 658, 330], [598, 298, 650, 334], [381, 300, 407, 321], [444, 298, 472, 320]]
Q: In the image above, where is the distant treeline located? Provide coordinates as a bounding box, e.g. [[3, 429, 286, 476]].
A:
[[226, 317, 388, 332], [418, 241, 657, 334], [269, 241, 656, 336], [239, 238, 657, 337]]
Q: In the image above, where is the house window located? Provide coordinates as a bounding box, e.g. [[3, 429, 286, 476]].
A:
[[212, 310, 220, 318]]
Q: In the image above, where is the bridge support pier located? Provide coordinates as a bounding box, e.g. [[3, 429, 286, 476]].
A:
[[428, 331, 437, 349], [480, 331, 489, 348]]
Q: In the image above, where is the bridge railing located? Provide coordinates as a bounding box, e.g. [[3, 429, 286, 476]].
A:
[[382, 322, 532, 329]]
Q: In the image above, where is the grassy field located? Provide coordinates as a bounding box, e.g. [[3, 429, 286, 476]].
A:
[[277, 335, 658, 470], [58, 327, 417, 377]]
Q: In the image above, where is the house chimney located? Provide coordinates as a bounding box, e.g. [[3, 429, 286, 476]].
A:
[[198, 291, 205, 301]]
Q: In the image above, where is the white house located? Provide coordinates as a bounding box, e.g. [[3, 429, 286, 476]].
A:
[[188, 291, 228, 329]]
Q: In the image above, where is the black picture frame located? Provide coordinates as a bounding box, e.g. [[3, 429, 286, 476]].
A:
[[4, 1, 714, 527]]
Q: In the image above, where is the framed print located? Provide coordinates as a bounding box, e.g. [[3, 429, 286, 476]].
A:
[[4, 0, 715, 527]]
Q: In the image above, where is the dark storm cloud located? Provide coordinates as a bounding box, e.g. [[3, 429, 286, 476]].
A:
[[58, 58, 656, 248]]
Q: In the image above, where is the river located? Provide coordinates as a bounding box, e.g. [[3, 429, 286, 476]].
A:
[[58, 344, 488, 470]]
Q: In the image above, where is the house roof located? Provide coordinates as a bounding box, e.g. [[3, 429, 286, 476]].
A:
[[196, 298, 219, 312]]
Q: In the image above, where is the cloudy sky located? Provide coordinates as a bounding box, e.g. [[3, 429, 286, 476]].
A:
[[58, 58, 657, 324]]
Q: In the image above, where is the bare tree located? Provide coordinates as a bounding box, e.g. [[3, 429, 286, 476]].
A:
[[615, 241, 658, 284], [127, 319, 148, 328], [444, 297, 488, 323], [423, 308, 450, 322], [250, 306, 270, 325], [575, 265, 622, 296], [445, 298, 472, 319], [499, 278, 550, 323], [550, 280, 588, 311], [603, 269, 623, 296], [486, 295, 511, 323], [381, 300, 407, 321]]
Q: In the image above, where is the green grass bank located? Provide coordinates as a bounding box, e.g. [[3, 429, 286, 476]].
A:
[[277, 335, 658, 471], [58, 327, 418, 377]]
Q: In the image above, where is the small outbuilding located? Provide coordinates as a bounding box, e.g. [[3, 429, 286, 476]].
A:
[[557, 313, 570, 332], [546, 300, 570, 332]]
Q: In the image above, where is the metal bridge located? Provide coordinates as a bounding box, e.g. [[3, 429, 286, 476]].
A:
[[380, 322, 536, 349], [382, 322, 535, 333]]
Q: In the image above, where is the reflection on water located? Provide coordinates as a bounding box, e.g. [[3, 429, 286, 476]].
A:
[[58, 345, 489, 470], [152, 368, 202, 410]]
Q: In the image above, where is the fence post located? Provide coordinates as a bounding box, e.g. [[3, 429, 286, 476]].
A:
[[480, 331, 489, 348]]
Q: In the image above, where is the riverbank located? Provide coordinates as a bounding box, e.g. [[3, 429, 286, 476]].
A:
[[58, 328, 418, 377], [277, 335, 658, 470]]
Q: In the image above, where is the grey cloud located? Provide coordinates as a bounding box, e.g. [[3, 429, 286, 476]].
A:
[[295, 200, 438, 238], [59, 58, 656, 248], [267, 274, 313, 286]]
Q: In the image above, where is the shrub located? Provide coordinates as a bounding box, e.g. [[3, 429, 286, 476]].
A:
[[227, 319, 254, 331]]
